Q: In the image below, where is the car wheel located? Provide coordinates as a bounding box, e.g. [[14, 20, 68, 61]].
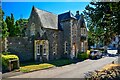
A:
[[96, 56, 99, 59]]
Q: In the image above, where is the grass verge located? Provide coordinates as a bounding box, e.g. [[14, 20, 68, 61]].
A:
[[49, 59, 73, 67], [19, 63, 54, 73], [18, 59, 72, 73]]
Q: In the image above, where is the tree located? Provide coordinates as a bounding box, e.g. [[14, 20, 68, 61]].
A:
[[5, 14, 28, 37], [0, 7, 9, 38], [2, 21, 9, 38], [5, 13, 16, 37], [83, 2, 120, 50], [15, 19, 28, 37]]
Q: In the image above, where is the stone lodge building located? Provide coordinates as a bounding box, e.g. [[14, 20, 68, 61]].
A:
[[7, 6, 88, 62]]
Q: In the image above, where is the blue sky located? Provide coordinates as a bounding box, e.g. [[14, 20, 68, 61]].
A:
[[2, 2, 89, 20], [2, 0, 92, 2]]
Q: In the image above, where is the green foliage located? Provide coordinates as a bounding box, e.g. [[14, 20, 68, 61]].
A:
[[77, 52, 89, 60], [2, 53, 19, 72], [19, 59, 72, 73], [0, 7, 9, 38], [15, 19, 28, 36], [2, 52, 11, 55], [49, 59, 72, 67], [5, 12, 28, 37], [20, 63, 54, 73], [5, 14, 16, 37], [2, 21, 9, 38], [84, 2, 120, 46]]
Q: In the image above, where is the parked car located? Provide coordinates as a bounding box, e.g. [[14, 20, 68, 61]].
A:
[[89, 50, 102, 59], [107, 47, 118, 57]]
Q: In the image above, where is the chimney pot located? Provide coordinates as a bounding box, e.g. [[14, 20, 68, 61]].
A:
[[76, 11, 79, 15]]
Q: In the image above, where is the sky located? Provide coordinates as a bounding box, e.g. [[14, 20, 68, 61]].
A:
[[2, 0, 92, 2], [2, 2, 90, 20]]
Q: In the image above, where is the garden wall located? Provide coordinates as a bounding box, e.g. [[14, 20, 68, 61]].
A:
[[0, 38, 8, 52], [7, 37, 34, 62]]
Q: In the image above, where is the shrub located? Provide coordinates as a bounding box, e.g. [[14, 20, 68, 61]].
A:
[[2, 53, 19, 72], [49, 59, 72, 67], [2, 52, 12, 55], [87, 50, 90, 55], [85, 65, 120, 80], [77, 52, 89, 60]]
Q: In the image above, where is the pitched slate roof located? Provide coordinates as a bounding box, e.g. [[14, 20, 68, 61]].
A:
[[58, 11, 76, 22], [32, 7, 87, 31], [34, 7, 58, 30], [58, 11, 77, 30]]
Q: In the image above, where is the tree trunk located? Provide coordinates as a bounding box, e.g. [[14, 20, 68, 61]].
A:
[[104, 45, 108, 53]]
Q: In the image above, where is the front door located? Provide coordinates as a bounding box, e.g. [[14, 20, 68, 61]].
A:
[[34, 40, 49, 62]]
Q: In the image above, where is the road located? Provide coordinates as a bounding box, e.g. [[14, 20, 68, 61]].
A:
[[0, 72, 1, 80], [9, 57, 118, 78]]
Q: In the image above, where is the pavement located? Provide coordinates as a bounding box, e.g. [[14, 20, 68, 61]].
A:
[[0, 72, 2, 80], [3, 56, 117, 78], [2, 71, 23, 79]]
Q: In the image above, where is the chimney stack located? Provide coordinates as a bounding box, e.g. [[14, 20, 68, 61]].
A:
[[76, 11, 79, 16]]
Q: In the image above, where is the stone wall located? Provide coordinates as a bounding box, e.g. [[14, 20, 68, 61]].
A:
[[61, 20, 72, 58], [7, 37, 34, 62], [0, 38, 8, 52], [57, 30, 64, 58]]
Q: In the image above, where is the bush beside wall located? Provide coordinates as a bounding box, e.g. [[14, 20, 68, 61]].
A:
[[2, 53, 19, 72], [77, 52, 89, 60]]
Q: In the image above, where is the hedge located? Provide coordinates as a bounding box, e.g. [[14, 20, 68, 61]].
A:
[[2, 53, 19, 72], [77, 52, 89, 60], [2, 52, 12, 55]]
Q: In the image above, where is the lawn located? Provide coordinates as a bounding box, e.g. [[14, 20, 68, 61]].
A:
[[19, 63, 54, 73], [49, 59, 73, 67], [18, 59, 73, 73]]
